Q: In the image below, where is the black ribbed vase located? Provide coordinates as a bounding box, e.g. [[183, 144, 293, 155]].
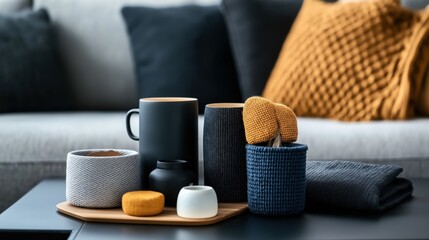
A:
[[203, 103, 247, 202]]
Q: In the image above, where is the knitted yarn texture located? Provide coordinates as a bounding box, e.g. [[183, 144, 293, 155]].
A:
[[203, 104, 247, 202], [243, 96, 298, 145], [246, 143, 308, 215], [122, 191, 165, 216], [306, 160, 413, 211], [263, 0, 429, 121], [66, 149, 141, 208]]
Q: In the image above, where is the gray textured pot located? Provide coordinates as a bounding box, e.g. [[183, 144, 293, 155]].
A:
[[66, 149, 141, 208]]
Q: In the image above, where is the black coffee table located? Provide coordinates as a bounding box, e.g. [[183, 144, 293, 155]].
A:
[[0, 178, 428, 240]]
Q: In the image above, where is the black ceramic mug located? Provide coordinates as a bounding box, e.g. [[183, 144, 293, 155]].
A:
[[126, 97, 198, 189]]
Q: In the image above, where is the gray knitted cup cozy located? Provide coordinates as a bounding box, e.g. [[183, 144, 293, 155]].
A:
[[66, 149, 141, 208]]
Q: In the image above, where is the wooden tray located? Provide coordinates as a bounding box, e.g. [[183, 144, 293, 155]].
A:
[[57, 201, 248, 226]]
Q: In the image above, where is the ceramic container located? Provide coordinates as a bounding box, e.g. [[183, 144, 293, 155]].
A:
[[66, 149, 140, 208], [126, 97, 198, 188], [176, 186, 218, 219], [149, 160, 195, 206]]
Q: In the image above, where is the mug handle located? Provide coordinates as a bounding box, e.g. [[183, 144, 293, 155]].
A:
[[126, 109, 139, 141]]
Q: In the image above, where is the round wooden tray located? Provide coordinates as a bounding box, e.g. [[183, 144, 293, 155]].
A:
[[57, 201, 248, 226]]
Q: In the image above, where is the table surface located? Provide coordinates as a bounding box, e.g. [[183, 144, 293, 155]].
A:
[[0, 178, 429, 240]]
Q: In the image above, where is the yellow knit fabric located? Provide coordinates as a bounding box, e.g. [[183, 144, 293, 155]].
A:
[[122, 191, 164, 217], [417, 37, 429, 115], [263, 0, 429, 121], [274, 103, 298, 143], [243, 97, 298, 144]]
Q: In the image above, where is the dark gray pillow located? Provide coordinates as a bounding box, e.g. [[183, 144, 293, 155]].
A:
[[122, 5, 241, 114], [221, 0, 302, 100], [0, 9, 70, 112]]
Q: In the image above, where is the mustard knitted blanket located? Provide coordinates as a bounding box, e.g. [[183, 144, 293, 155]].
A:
[[263, 0, 429, 121]]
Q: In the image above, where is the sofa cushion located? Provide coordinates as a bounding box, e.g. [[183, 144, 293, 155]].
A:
[[263, 0, 429, 121], [340, 0, 429, 119], [0, 112, 139, 162], [221, 0, 302, 100], [0, 9, 70, 112], [297, 117, 429, 178], [122, 5, 241, 114], [401, 0, 429, 9], [0, 112, 138, 212], [0, 112, 205, 213], [33, 0, 221, 111], [0, 161, 65, 214], [0, 0, 32, 13], [418, 68, 429, 115], [221, 0, 429, 102]]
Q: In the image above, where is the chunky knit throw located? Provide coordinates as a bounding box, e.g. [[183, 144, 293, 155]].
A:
[[306, 160, 413, 211], [263, 0, 429, 121]]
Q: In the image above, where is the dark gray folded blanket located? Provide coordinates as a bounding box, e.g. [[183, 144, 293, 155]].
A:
[[306, 160, 413, 212]]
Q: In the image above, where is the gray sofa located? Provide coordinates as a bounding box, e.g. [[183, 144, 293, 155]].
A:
[[1, 0, 429, 213]]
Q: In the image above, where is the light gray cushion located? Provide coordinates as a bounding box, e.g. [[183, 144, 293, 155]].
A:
[[297, 118, 429, 178], [401, 0, 429, 10], [0, 112, 204, 213], [0, 0, 32, 13], [0, 9, 70, 113], [198, 117, 429, 178], [0, 161, 65, 214], [0, 112, 138, 162], [0, 112, 138, 213], [1, 113, 428, 213], [33, 0, 220, 110]]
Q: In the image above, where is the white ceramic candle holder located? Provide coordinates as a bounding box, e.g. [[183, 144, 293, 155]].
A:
[[176, 186, 218, 219]]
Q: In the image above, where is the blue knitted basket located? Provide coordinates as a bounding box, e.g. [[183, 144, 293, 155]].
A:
[[246, 143, 308, 216]]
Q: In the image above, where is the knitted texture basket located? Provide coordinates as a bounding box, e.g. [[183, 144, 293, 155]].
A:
[[246, 143, 307, 216], [66, 149, 141, 208], [203, 103, 247, 202], [263, 0, 429, 121]]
